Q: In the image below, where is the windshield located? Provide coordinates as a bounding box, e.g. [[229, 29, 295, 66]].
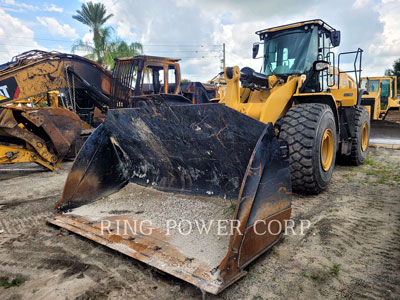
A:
[[263, 27, 318, 76], [367, 80, 379, 92]]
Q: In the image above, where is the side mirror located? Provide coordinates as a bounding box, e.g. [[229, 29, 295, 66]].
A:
[[252, 43, 260, 59], [330, 30, 341, 47], [313, 60, 330, 72]]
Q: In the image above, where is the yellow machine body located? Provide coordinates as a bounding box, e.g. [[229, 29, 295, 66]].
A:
[[219, 66, 359, 126], [360, 76, 399, 120]]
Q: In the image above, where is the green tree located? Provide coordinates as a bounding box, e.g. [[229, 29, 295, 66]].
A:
[[72, 36, 143, 69], [71, 26, 113, 64], [385, 58, 400, 92], [72, 1, 113, 64], [104, 40, 143, 68]]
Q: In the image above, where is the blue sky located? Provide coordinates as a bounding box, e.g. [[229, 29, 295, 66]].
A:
[[1, 1, 93, 52], [0, 0, 399, 81]]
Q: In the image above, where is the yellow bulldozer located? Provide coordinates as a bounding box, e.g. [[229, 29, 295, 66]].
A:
[[360, 75, 400, 145], [49, 20, 370, 294]]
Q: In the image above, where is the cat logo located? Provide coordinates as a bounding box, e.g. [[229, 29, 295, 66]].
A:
[[0, 77, 19, 103], [0, 85, 10, 98]]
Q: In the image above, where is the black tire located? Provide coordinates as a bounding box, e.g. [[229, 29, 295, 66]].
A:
[[349, 106, 370, 165], [280, 103, 337, 194]]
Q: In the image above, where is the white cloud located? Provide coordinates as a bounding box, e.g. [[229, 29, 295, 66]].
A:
[[71, 32, 95, 57], [81, 32, 93, 45], [0, 8, 46, 63], [36, 17, 79, 39], [2, 0, 39, 10], [78, 0, 400, 80], [364, 0, 400, 74], [44, 3, 63, 13]]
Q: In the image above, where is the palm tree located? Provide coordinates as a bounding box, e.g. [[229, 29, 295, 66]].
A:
[[72, 35, 143, 70], [104, 41, 143, 68], [71, 26, 113, 64], [72, 1, 113, 63]]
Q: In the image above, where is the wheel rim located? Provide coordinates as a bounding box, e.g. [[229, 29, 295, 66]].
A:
[[361, 122, 368, 152], [320, 128, 334, 171]]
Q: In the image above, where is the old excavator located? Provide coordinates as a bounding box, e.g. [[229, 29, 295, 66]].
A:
[[0, 51, 216, 170], [49, 20, 370, 294], [0, 50, 112, 170]]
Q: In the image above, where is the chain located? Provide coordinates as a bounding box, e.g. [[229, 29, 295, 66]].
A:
[[65, 66, 76, 112], [72, 74, 76, 112], [59, 92, 66, 108]]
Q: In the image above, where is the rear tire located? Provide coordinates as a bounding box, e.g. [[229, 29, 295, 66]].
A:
[[349, 106, 370, 165], [280, 103, 337, 194]]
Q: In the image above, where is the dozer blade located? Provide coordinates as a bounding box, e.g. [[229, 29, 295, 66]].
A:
[[370, 119, 400, 147], [49, 100, 292, 294], [0, 106, 82, 169]]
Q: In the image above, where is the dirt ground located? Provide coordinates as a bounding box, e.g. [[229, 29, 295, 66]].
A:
[[0, 147, 399, 300]]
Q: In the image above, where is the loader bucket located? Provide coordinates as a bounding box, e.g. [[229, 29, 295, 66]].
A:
[[49, 100, 292, 294]]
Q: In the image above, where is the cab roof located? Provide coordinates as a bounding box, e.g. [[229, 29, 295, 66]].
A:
[[256, 19, 337, 36], [116, 55, 181, 63]]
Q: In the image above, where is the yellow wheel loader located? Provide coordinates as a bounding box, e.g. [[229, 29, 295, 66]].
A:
[[49, 20, 369, 294], [360, 76, 400, 145]]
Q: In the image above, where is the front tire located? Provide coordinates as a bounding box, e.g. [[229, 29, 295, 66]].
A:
[[280, 103, 337, 194]]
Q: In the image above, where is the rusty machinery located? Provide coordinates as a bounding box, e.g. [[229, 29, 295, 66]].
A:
[[0, 50, 112, 170], [0, 51, 216, 170]]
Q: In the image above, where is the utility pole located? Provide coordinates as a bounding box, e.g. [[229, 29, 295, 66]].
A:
[[221, 43, 225, 71]]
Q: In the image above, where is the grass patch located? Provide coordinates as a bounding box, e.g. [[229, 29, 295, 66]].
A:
[[224, 200, 236, 216], [0, 276, 26, 289], [361, 156, 400, 185], [365, 169, 375, 176], [299, 286, 304, 293], [364, 155, 379, 167], [330, 264, 340, 276], [303, 272, 320, 280], [343, 173, 352, 182]]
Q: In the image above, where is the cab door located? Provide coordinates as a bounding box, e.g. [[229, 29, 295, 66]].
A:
[[380, 79, 390, 110]]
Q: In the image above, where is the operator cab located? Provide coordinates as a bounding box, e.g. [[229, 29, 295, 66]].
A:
[[253, 19, 343, 93]]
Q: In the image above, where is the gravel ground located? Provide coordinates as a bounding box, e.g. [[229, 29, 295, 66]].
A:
[[0, 147, 399, 300]]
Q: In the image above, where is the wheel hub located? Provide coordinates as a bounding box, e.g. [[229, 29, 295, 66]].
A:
[[321, 128, 334, 171], [361, 122, 368, 152]]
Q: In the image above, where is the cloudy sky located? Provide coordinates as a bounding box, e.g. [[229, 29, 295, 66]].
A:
[[0, 0, 399, 81]]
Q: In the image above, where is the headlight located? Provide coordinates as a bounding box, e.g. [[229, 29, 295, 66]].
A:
[[314, 61, 329, 72]]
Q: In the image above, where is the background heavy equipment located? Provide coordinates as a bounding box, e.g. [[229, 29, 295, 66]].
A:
[[0, 50, 112, 170], [0, 52, 216, 170], [360, 76, 400, 145], [49, 19, 368, 294]]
